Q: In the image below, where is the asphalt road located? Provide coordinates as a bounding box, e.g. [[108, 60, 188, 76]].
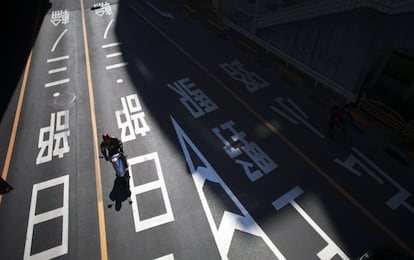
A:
[[0, 0, 413, 259]]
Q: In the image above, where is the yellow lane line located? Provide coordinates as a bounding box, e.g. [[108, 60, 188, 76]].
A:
[[351, 112, 370, 127], [80, 0, 108, 259], [130, 7, 414, 257], [0, 51, 32, 204], [276, 64, 305, 84]]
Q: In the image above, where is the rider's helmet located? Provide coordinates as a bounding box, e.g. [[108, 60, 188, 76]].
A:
[[102, 133, 110, 140]]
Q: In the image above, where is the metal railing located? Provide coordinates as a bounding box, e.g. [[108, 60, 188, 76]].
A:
[[256, 0, 414, 28], [357, 94, 414, 140], [222, 17, 356, 101]]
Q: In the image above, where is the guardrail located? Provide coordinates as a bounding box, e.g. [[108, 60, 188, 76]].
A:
[[256, 0, 414, 28], [357, 94, 414, 141], [222, 17, 356, 102]]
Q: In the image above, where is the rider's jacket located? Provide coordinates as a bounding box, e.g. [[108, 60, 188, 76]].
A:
[[100, 137, 123, 159]]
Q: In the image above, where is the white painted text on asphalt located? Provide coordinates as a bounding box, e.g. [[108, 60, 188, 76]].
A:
[[335, 146, 414, 214], [116, 94, 151, 142], [128, 152, 175, 232], [36, 110, 70, 164], [50, 10, 70, 26], [167, 77, 218, 118], [212, 120, 278, 182], [24, 175, 69, 260], [219, 60, 269, 93]]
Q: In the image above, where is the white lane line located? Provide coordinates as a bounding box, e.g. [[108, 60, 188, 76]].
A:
[[292, 201, 350, 260], [51, 29, 68, 52], [24, 175, 69, 260], [101, 42, 121, 48], [273, 97, 325, 139], [45, 79, 70, 88], [287, 98, 308, 119], [104, 19, 114, 39], [270, 105, 298, 124], [128, 152, 174, 233], [403, 202, 414, 214], [153, 254, 174, 260], [106, 62, 128, 70], [351, 147, 413, 212], [273, 186, 350, 260], [106, 52, 122, 58], [48, 67, 68, 74], [352, 147, 405, 189], [47, 55, 70, 63]]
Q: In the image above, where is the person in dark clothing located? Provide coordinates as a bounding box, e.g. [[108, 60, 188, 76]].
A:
[[100, 133, 123, 160], [329, 103, 353, 135], [100, 133, 128, 168]]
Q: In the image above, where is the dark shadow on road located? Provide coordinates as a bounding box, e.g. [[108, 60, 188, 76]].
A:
[[112, 0, 414, 258], [108, 176, 132, 211], [1, 0, 52, 172], [3, 0, 52, 119]]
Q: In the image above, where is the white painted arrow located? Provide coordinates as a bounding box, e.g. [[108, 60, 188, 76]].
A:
[[171, 115, 285, 260]]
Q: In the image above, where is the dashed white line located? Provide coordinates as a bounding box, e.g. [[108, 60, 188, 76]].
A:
[[106, 52, 122, 58], [153, 254, 174, 260], [106, 62, 128, 70], [45, 79, 70, 88], [48, 67, 68, 74], [47, 55, 70, 63], [101, 42, 121, 48]]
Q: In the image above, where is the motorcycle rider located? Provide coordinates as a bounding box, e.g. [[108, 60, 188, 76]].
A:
[[328, 102, 354, 135], [100, 133, 128, 168]]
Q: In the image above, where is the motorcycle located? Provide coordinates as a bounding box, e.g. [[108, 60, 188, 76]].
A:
[[103, 152, 130, 186]]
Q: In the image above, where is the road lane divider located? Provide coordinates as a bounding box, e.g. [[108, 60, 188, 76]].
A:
[[80, 0, 108, 259], [129, 6, 414, 256]]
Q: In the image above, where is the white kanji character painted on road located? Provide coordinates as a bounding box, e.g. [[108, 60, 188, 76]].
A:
[[50, 10, 70, 26], [94, 2, 112, 16], [212, 120, 248, 158], [36, 110, 70, 164], [212, 120, 278, 182], [241, 142, 277, 174], [167, 78, 218, 118], [115, 94, 150, 142], [53, 110, 70, 158], [219, 60, 269, 92]]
